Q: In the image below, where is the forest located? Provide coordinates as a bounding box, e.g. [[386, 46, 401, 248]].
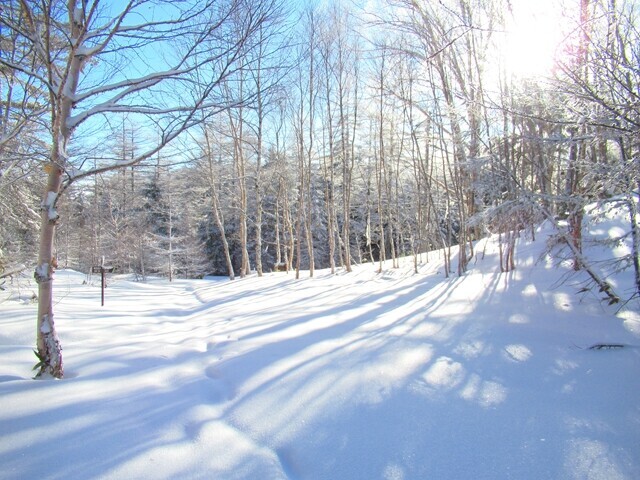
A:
[[1, 0, 639, 377]]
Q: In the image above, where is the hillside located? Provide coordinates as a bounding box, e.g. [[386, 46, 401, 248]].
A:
[[1, 209, 639, 479]]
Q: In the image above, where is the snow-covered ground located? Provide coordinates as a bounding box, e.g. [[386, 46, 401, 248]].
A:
[[1, 213, 639, 479]]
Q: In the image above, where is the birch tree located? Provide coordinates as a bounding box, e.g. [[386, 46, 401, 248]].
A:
[[0, 0, 275, 378], [331, 5, 360, 272], [245, 5, 290, 276], [200, 123, 235, 280], [318, 17, 339, 273]]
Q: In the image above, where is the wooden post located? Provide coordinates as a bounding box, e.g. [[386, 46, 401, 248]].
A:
[[92, 265, 113, 306], [101, 267, 105, 307]]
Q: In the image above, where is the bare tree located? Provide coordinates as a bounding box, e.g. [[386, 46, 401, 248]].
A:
[[245, 6, 290, 276], [554, 0, 640, 299], [0, 0, 277, 378], [318, 16, 339, 274], [200, 124, 235, 280], [331, 5, 360, 272]]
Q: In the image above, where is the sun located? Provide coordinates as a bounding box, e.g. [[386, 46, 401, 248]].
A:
[[502, 0, 567, 78]]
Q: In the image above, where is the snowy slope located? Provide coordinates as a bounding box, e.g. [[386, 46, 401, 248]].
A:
[[1, 214, 639, 479]]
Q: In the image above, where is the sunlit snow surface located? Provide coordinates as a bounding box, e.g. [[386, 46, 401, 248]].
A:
[[1, 213, 639, 479]]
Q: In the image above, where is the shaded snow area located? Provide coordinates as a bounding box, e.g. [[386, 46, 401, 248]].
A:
[[1, 218, 639, 479]]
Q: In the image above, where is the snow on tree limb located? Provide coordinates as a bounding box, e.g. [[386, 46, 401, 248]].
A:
[[534, 200, 621, 305]]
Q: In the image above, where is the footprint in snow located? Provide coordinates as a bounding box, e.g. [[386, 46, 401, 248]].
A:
[[204, 364, 236, 402]]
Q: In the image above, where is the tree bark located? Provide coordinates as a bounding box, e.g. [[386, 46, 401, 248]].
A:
[[203, 127, 235, 280], [34, 161, 64, 378]]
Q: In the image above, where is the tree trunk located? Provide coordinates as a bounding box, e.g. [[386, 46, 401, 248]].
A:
[[566, 137, 584, 271], [305, 24, 316, 278], [204, 127, 234, 280], [167, 182, 174, 282], [322, 45, 337, 274], [339, 69, 353, 272], [31, 0, 88, 378], [626, 191, 640, 297], [254, 34, 265, 277], [229, 75, 250, 278], [275, 196, 282, 267], [34, 161, 64, 378], [284, 183, 295, 272]]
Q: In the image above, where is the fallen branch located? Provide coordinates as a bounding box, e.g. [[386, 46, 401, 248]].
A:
[[588, 343, 625, 350], [535, 204, 621, 305], [0, 264, 27, 280]]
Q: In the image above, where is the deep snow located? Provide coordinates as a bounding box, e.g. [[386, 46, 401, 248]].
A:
[[1, 212, 639, 479]]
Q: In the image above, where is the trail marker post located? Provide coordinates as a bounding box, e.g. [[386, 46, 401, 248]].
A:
[[91, 265, 114, 306]]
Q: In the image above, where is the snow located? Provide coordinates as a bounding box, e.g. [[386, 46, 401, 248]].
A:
[[44, 191, 57, 207], [43, 190, 58, 222], [39, 315, 51, 334], [73, 7, 83, 26], [34, 262, 49, 281], [1, 211, 639, 479]]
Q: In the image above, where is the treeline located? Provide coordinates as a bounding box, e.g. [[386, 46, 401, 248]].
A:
[[2, 0, 639, 285]]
